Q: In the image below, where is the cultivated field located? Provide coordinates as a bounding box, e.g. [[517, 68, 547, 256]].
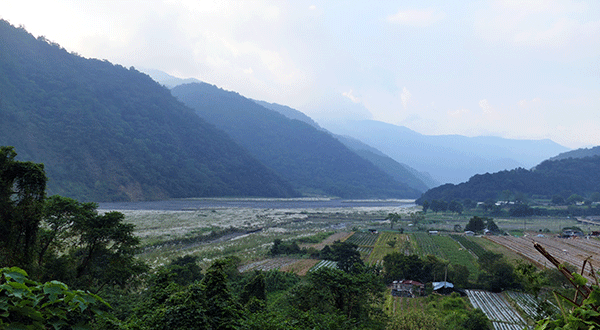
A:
[[486, 234, 600, 281], [110, 202, 417, 269]]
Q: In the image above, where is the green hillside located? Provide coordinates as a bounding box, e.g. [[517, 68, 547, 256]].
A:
[[0, 20, 297, 201], [417, 156, 600, 203], [172, 83, 421, 198]]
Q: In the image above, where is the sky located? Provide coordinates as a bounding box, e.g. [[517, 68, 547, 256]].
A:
[[1, 0, 599, 148]]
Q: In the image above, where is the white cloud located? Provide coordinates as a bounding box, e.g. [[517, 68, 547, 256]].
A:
[[342, 89, 360, 103], [478, 99, 493, 114], [401, 87, 411, 109], [474, 0, 600, 59], [387, 8, 446, 27], [309, 5, 316, 10], [448, 108, 470, 117]]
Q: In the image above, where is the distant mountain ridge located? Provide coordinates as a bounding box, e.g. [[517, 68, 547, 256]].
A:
[[254, 99, 437, 191], [171, 82, 421, 198], [549, 146, 600, 161], [417, 156, 600, 203], [0, 20, 297, 201], [319, 119, 570, 184]]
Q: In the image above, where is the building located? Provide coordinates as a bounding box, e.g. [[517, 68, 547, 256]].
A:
[[391, 280, 425, 297]]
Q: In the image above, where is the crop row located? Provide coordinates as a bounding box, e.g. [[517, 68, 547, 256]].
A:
[[412, 233, 445, 258], [450, 234, 487, 258], [466, 290, 526, 326], [485, 235, 600, 281], [310, 260, 338, 272], [345, 231, 379, 246], [239, 258, 299, 272], [505, 291, 558, 321]]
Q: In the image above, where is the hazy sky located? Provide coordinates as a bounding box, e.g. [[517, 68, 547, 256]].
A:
[[2, 0, 599, 148]]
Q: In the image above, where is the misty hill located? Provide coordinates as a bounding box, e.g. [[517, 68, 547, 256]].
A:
[[335, 135, 438, 192], [416, 156, 600, 203], [0, 20, 298, 201], [254, 99, 436, 191], [320, 119, 570, 184], [549, 146, 600, 161], [171, 82, 421, 198], [253, 100, 322, 129]]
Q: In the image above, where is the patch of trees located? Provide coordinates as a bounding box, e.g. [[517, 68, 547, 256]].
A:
[[464, 216, 499, 234], [417, 156, 600, 205], [382, 253, 470, 288]]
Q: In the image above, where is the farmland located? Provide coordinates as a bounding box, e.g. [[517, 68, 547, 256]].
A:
[[412, 233, 480, 279], [466, 290, 529, 330], [486, 234, 600, 281]]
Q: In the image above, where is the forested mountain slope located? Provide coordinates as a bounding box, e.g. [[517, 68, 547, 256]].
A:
[[172, 83, 421, 198], [255, 100, 437, 191], [549, 146, 600, 161], [417, 156, 600, 203], [0, 20, 297, 201]]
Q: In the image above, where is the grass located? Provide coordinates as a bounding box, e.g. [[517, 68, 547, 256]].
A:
[[411, 233, 480, 280], [369, 232, 412, 264]]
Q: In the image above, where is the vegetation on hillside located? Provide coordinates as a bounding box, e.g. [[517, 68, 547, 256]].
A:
[[417, 156, 600, 204], [0, 20, 297, 202], [172, 82, 421, 199]]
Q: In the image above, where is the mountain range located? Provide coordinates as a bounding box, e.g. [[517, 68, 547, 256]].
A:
[[318, 119, 569, 184], [0, 20, 297, 201], [171, 82, 421, 198]]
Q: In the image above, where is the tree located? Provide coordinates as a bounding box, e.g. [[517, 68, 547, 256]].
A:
[[201, 259, 242, 330], [0, 146, 47, 268], [448, 200, 463, 215], [567, 194, 584, 205], [422, 200, 430, 213], [590, 192, 600, 203], [71, 211, 145, 292], [330, 241, 364, 273], [386, 213, 401, 229], [37, 195, 96, 267], [0, 266, 114, 329], [551, 194, 565, 205], [486, 218, 500, 233], [465, 216, 486, 233]]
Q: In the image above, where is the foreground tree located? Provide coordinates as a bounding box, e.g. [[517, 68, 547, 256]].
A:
[[0, 266, 114, 329], [0, 146, 47, 268]]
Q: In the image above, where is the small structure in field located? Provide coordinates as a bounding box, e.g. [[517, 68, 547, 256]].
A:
[[433, 281, 466, 296], [391, 280, 424, 297]]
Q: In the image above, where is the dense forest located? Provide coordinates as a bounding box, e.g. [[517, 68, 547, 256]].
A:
[[417, 156, 600, 203], [0, 20, 300, 202], [549, 146, 600, 161], [172, 82, 421, 198]]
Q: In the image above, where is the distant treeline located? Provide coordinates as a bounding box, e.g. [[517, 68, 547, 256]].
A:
[[417, 156, 600, 205]]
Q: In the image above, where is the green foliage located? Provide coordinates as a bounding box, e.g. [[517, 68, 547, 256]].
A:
[[270, 239, 302, 256], [476, 252, 520, 292], [284, 266, 387, 329], [417, 156, 600, 205], [325, 241, 365, 273], [386, 213, 401, 229], [464, 216, 486, 233], [0, 146, 47, 268], [0, 266, 114, 329], [383, 253, 447, 284]]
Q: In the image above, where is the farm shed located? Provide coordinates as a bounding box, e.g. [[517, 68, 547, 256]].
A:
[[433, 281, 466, 296], [391, 280, 424, 297]]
